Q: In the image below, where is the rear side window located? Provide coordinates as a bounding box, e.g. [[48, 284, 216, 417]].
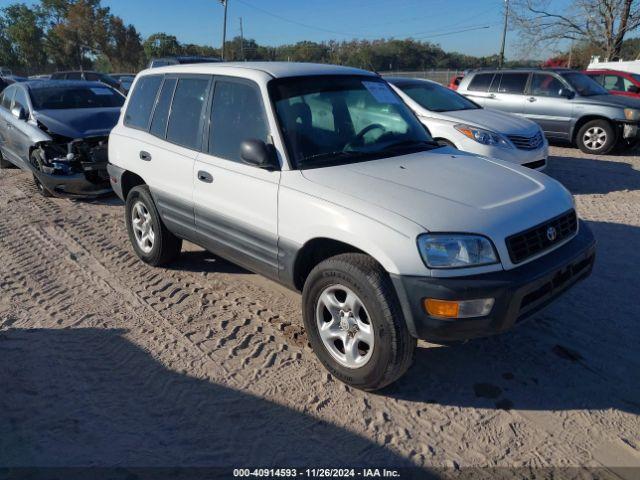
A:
[[166, 77, 210, 149], [124, 75, 162, 130], [150, 78, 177, 138], [496, 73, 529, 94], [208, 80, 269, 163], [66, 72, 82, 80], [467, 73, 494, 92]]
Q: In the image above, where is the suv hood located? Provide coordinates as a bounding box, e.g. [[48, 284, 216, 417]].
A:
[[301, 148, 574, 236], [34, 107, 121, 139], [576, 94, 640, 109], [425, 108, 539, 135]]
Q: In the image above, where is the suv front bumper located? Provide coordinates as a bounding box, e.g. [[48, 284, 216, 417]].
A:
[[391, 221, 596, 343]]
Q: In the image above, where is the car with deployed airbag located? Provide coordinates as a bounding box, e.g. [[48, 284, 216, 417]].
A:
[[108, 63, 596, 390], [0, 80, 124, 196]]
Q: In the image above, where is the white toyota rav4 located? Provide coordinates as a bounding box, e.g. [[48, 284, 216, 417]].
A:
[[108, 63, 596, 390]]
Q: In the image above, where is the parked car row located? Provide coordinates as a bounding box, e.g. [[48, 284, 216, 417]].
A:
[[456, 68, 640, 154], [0, 62, 600, 389]]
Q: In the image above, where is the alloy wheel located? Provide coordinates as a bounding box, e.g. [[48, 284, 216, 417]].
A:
[[131, 201, 155, 253], [583, 126, 607, 151], [315, 284, 374, 369]]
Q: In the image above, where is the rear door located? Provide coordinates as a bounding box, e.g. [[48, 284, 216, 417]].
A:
[[461, 73, 495, 106], [483, 72, 529, 115], [193, 76, 280, 279], [523, 72, 574, 139]]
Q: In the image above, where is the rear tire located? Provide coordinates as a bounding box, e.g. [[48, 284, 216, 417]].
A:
[[302, 253, 416, 391], [576, 119, 615, 155], [125, 185, 182, 266]]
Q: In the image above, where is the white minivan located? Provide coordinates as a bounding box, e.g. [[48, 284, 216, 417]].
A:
[[387, 77, 548, 170], [108, 62, 595, 390]]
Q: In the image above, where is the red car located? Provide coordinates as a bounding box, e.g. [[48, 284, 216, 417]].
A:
[[448, 74, 464, 90], [584, 69, 640, 98]]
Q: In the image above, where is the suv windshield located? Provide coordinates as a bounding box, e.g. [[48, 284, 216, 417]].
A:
[[269, 75, 437, 169], [560, 72, 608, 96], [30, 85, 124, 110], [396, 80, 479, 112]]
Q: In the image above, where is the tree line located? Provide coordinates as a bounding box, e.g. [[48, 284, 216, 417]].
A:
[[1, 0, 538, 76]]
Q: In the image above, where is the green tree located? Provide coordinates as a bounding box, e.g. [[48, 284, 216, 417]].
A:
[[143, 33, 181, 59], [1, 4, 47, 74]]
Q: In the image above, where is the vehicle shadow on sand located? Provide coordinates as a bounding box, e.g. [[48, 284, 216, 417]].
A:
[[547, 152, 640, 195], [385, 220, 640, 414], [0, 327, 415, 470]]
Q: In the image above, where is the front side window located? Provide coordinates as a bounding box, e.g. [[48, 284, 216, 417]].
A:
[[495, 73, 529, 94], [467, 74, 494, 92], [30, 86, 125, 110], [603, 74, 634, 92], [397, 81, 479, 112], [209, 79, 269, 163], [560, 72, 608, 96], [12, 88, 29, 112], [66, 72, 82, 80], [166, 77, 210, 149], [124, 75, 162, 129], [530, 74, 566, 97], [270, 75, 435, 169]]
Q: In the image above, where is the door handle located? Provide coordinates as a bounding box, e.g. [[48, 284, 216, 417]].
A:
[[139, 150, 152, 161], [527, 97, 537, 102], [197, 170, 213, 183]]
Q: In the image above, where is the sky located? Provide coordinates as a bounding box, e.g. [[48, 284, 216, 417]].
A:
[[0, 0, 563, 59]]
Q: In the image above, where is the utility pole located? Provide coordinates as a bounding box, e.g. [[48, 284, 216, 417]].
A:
[[220, 0, 229, 61], [498, 0, 509, 68], [239, 17, 244, 61]]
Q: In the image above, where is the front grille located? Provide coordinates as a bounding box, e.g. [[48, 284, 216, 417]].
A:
[[507, 131, 544, 150], [506, 210, 578, 264]]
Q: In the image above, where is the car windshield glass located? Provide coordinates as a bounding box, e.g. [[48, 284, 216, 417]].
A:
[[398, 81, 479, 112], [30, 86, 124, 110], [269, 75, 437, 169], [560, 72, 608, 96]]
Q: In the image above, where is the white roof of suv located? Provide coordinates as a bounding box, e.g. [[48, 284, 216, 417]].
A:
[[140, 61, 376, 79]]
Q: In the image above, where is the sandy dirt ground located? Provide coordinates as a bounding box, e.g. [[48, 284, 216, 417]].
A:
[[0, 145, 639, 476]]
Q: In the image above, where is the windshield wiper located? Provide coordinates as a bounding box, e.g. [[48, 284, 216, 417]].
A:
[[382, 139, 440, 152], [299, 150, 372, 167]]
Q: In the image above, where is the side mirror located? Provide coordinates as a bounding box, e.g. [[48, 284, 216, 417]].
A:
[[240, 139, 279, 170], [11, 105, 26, 120], [628, 85, 640, 94], [559, 88, 575, 99]]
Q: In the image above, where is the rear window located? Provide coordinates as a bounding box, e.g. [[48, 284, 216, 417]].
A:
[[166, 77, 210, 149], [467, 73, 494, 92], [124, 75, 162, 129], [495, 73, 529, 94]]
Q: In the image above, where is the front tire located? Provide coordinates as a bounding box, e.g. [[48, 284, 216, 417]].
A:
[[30, 149, 53, 197], [125, 185, 182, 266], [576, 120, 615, 155], [302, 253, 416, 391]]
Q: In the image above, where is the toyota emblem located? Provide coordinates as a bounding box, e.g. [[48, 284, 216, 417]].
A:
[[547, 226, 557, 242]]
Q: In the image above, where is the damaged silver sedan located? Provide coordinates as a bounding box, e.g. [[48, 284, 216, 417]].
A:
[[0, 80, 124, 197]]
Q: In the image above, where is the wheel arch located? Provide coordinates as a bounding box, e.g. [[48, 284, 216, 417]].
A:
[[120, 170, 147, 200], [571, 115, 615, 144], [291, 237, 394, 292]]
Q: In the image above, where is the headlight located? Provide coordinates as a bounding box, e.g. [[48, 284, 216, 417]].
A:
[[454, 124, 512, 148], [624, 108, 640, 121], [417, 234, 499, 269]]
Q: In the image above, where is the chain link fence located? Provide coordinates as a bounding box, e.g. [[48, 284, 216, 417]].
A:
[[379, 70, 464, 85]]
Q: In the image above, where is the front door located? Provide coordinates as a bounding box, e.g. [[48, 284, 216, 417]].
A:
[[193, 76, 280, 280], [524, 73, 574, 140]]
